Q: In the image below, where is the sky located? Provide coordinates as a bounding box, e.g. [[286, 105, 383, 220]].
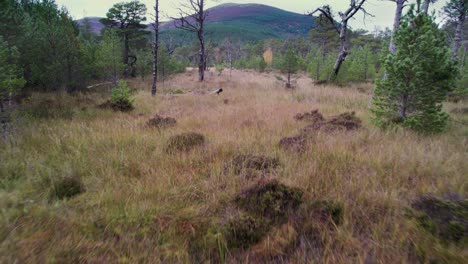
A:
[[55, 0, 449, 31]]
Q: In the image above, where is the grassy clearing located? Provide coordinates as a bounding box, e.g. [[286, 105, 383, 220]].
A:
[[0, 69, 467, 263]]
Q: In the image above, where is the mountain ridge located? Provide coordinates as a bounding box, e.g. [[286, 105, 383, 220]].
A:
[[77, 3, 315, 42]]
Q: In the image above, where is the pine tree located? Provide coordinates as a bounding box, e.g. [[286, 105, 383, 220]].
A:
[[280, 47, 300, 88], [96, 30, 125, 84], [0, 37, 25, 130], [371, 8, 458, 133]]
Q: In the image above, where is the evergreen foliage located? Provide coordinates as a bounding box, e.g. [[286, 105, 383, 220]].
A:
[[0, 37, 26, 104], [371, 8, 458, 133]]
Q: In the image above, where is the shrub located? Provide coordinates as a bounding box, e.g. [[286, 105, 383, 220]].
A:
[[215, 64, 224, 76], [111, 80, 134, 112], [230, 154, 280, 174], [223, 214, 270, 249], [147, 114, 177, 128], [51, 177, 85, 200], [301, 112, 361, 133], [165, 132, 205, 153], [279, 135, 307, 153], [311, 200, 345, 225], [172, 89, 185, 94], [235, 179, 303, 222], [294, 109, 325, 123]]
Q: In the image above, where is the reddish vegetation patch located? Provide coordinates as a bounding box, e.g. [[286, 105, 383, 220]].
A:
[[294, 109, 325, 123], [279, 135, 307, 152], [302, 112, 361, 133], [147, 114, 177, 128]]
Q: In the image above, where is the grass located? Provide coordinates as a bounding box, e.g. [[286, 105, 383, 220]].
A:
[[0, 68, 467, 263]]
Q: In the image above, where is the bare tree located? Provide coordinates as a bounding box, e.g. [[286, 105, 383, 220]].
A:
[[309, 1, 371, 80], [151, 0, 159, 96], [388, 0, 408, 53], [173, 0, 208, 81], [443, 0, 467, 61], [422, 0, 438, 14]]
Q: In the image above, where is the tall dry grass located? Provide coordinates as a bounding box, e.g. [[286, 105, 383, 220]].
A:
[[0, 69, 467, 263]]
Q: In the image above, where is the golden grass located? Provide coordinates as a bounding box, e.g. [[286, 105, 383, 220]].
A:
[[0, 69, 467, 263]]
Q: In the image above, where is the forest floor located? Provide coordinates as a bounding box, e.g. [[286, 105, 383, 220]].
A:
[[0, 69, 467, 263]]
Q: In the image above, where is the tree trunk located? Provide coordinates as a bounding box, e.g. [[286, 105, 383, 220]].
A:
[[151, 0, 159, 96], [462, 44, 467, 68], [389, 0, 405, 53], [421, 0, 430, 14], [331, 22, 348, 80], [124, 33, 130, 69], [198, 32, 205, 81], [287, 72, 291, 88], [451, 1, 465, 61]]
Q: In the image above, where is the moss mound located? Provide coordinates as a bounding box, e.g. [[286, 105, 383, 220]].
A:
[[235, 179, 303, 222], [411, 194, 467, 243], [223, 214, 270, 249], [51, 177, 85, 200], [165, 132, 205, 153], [147, 114, 177, 128], [302, 111, 361, 133], [279, 135, 307, 152], [230, 154, 280, 174], [294, 109, 325, 123]]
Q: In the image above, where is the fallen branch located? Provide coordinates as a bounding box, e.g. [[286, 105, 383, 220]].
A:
[[87, 82, 114, 89]]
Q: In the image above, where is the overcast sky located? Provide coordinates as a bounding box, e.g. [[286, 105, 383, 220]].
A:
[[55, 0, 448, 31]]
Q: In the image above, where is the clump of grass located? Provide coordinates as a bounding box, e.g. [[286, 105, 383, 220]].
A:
[[223, 214, 270, 249], [165, 132, 205, 153], [229, 154, 280, 174], [410, 194, 467, 243], [172, 89, 185, 94], [235, 179, 303, 222], [50, 177, 85, 200], [310, 200, 345, 225], [146, 114, 177, 129]]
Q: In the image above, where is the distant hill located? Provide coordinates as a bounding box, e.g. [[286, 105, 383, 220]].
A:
[[77, 3, 315, 43]]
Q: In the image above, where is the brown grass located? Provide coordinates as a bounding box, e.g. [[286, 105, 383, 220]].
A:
[[0, 68, 467, 263]]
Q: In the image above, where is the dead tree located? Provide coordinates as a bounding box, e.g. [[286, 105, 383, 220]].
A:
[[444, 0, 467, 61], [309, 1, 371, 80], [389, 0, 408, 53], [151, 0, 159, 96], [173, 0, 207, 82], [422, 0, 438, 14]]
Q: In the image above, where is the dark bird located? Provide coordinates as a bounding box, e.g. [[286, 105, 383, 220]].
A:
[[212, 88, 223, 95]]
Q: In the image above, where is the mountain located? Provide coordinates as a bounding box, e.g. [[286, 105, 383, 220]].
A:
[[77, 3, 315, 43]]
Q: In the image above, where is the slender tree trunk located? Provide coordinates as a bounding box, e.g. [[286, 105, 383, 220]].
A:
[[151, 0, 159, 96], [451, 1, 466, 61], [198, 31, 205, 81], [287, 72, 291, 88], [421, 0, 430, 14], [389, 0, 405, 53], [331, 22, 348, 79], [124, 33, 130, 74], [461, 44, 467, 67], [0, 100, 6, 133]]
